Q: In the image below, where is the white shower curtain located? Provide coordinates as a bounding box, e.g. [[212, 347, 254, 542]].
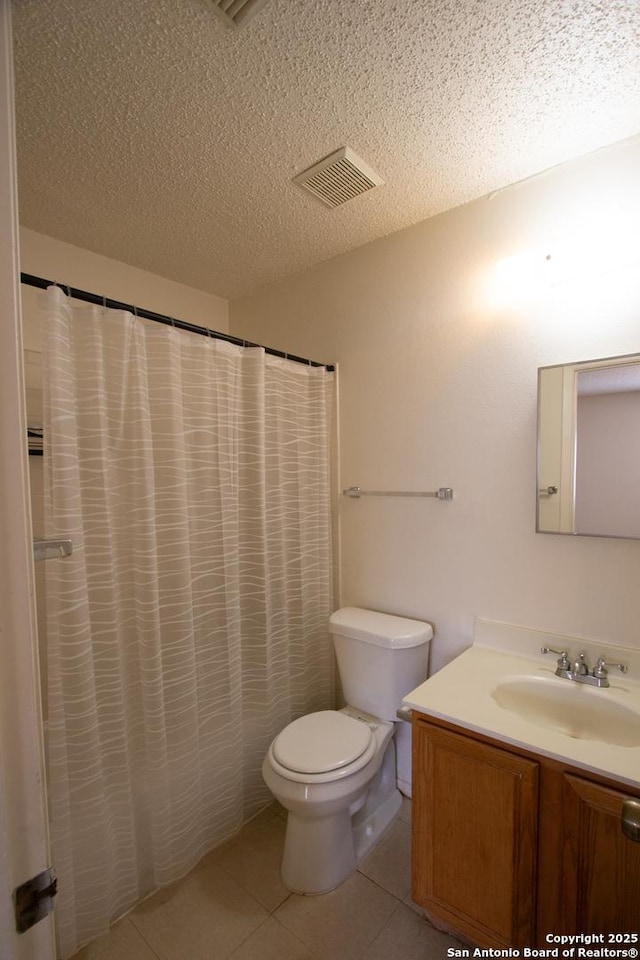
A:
[[41, 287, 335, 958]]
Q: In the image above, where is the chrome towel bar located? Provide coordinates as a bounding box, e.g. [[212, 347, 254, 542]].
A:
[[343, 486, 454, 500], [33, 539, 72, 562]]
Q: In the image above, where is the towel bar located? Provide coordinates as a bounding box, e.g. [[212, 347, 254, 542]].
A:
[[342, 486, 453, 500]]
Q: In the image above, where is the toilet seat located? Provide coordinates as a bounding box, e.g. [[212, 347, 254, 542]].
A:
[[271, 710, 376, 781]]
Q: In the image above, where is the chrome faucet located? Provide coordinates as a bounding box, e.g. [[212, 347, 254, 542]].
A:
[[541, 646, 628, 688]]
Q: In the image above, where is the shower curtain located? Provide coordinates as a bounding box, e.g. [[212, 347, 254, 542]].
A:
[[41, 286, 335, 958]]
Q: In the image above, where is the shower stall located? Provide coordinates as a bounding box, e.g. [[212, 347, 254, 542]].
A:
[[25, 281, 336, 959]]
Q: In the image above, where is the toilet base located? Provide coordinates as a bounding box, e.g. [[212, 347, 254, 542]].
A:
[[281, 805, 357, 895], [352, 784, 402, 865], [281, 787, 402, 895], [280, 739, 403, 895]]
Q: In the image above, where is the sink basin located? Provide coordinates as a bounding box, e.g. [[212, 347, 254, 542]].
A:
[[491, 675, 640, 747]]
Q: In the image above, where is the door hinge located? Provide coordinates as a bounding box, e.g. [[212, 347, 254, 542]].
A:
[[13, 867, 57, 933]]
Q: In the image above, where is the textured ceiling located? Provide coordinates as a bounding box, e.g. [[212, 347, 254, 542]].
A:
[[11, 0, 640, 300]]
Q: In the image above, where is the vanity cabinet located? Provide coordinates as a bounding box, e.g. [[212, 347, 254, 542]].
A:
[[412, 714, 640, 948], [412, 721, 538, 947], [551, 773, 640, 934]]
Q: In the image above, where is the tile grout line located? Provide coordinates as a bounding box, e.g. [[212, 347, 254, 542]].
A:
[[354, 864, 410, 905], [225, 913, 273, 960], [123, 916, 164, 960], [359, 899, 407, 959]]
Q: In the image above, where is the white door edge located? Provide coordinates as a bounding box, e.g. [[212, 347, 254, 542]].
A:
[[0, 2, 55, 957]]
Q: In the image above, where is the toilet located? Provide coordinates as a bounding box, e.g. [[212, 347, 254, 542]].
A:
[[262, 606, 432, 895]]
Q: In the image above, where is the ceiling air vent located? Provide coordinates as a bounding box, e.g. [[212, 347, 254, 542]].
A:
[[208, 0, 270, 28], [293, 147, 384, 209]]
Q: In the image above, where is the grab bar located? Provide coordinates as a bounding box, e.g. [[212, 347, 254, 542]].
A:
[[343, 486, 454, 500], [33, 539, 72, 562]]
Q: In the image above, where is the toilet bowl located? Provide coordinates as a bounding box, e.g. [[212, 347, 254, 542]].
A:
[[262, 607, 432, 895], [262, 706, 401, 894]]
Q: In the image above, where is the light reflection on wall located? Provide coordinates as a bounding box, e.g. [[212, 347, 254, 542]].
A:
[[485, 198, 640, 320]]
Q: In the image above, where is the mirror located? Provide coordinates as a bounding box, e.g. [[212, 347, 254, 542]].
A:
[[537, 353, 640, 539]]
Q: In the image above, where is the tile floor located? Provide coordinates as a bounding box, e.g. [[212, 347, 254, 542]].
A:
[[72, 798, 462, 960]]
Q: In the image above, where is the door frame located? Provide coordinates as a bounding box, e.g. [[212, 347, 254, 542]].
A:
[[0, 1, 55, 956]]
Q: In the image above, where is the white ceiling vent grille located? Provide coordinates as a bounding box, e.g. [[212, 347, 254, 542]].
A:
[[293, 147, 384, 209], [208, 0, 270, 28]]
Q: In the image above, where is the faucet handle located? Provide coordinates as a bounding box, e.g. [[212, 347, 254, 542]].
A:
[[541, 646, 570, 669], [594, 657, 628, 680]]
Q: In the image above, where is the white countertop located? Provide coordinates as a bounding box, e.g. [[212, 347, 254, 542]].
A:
[[403, 620, 640, 789]]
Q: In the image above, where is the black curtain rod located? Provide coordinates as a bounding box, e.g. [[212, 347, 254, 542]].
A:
[[20, 273, 335, 372]]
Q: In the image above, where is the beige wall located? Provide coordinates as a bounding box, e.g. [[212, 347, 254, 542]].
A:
[[20, 224, 230, 475], [20, 227, 229, 342], [20, 226, 229, 399], [230, 136, 640, 670], [575, 391, 640, 538], [20, 229, 230, 716]]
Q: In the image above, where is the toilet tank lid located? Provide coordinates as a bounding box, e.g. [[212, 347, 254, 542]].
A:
[[329, 607, 432, 648]]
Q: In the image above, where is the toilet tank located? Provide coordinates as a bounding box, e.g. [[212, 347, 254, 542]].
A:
[[329, 607, 432, 721]]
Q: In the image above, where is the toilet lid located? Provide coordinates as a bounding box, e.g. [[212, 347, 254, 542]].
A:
[[273, 710, 374, 775]]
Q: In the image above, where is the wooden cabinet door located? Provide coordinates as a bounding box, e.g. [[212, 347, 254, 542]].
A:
[[559, 774, 640, 933], [412, 721, 539, 948]]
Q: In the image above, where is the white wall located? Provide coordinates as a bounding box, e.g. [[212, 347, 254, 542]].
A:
[[230, 135, 640, 671]]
